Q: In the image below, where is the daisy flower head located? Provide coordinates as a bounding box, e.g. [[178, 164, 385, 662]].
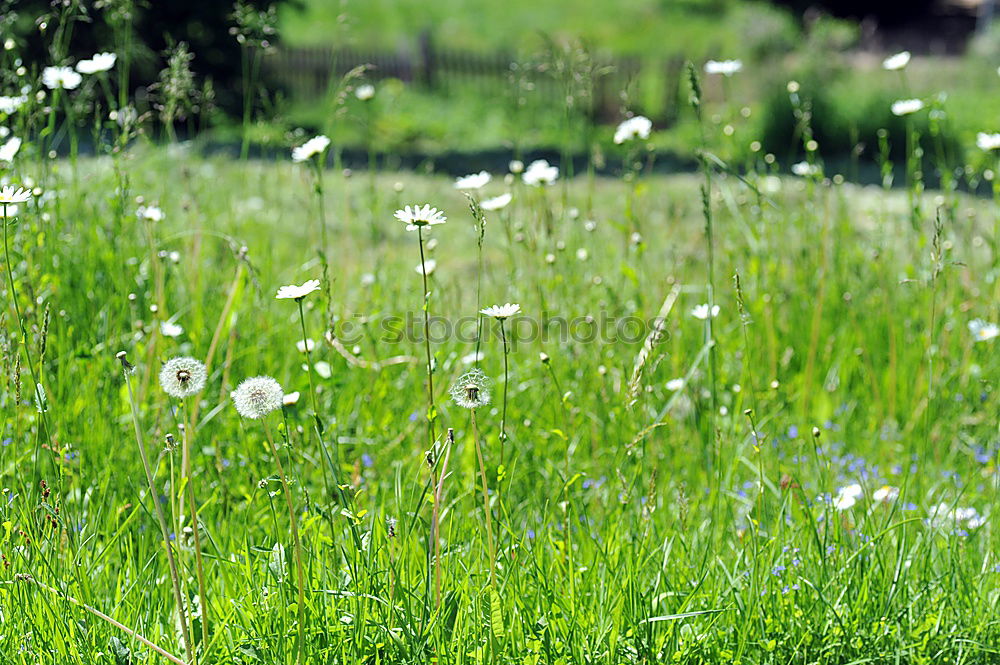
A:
[[0, 136, 21, 162], [873, 485, 900, 503], [791, 161, 820, 177], [0, 95, 27, 114], [76, 52, 117, 74], [291, 135, 330, 163], [137, 205, 164, 222], [691, 303, 720, 320], [481, 192, 512, 211], [891, 99, 923, 116], [159, 356, 207, 399], [355, 84, 375, 101], [704, 59, 742, 76], [0, 185, 31, 205], [276, 278, 321, 300], [613, 115, 653, 144], [968, 319, 999, 342], [231, 376, 284, 419], [833, 483, 863, 511], [480, 303, 521, 320], [976, 132, 1000, 151], [508, 159, 524, 174], [394, 204, 447, 230], [283, 391, 301, 406], [42, 66, 82, 90], [415, 259, 437, 276], [160, 321, 183, 338], [454, 171, 491, 190], [882, 51, 910, 71], [666, 378, 686, 391], [449, 368, 493, 410], [522, 159, 559, 187]]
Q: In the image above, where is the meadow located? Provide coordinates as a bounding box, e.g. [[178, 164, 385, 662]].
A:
[[1, 11, 1000, 665]]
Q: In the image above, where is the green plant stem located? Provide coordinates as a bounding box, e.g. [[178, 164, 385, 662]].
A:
[[123, 368, 195, 664], [471, 409, 496, 587]]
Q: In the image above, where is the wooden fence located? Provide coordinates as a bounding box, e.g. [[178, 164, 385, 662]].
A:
[[263, 37, 687, 124]]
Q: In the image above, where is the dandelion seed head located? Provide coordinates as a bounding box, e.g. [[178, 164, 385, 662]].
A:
[[159, 357, 207, 399], [231, 376, 284, 419], [449, 369, 492, 409]]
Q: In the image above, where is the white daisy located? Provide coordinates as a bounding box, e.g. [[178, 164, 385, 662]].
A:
[[522, 159, 559, 186], [666, 378, 685, 391], [833, 483, 863, 511], [480, 303, 521, 320], [691, 303, 720, 320], [159, 357, 207, 399], [314, 361, 332, 379], [461, 351, 484, 365], [0, 185, 31, 204], [291, 135, 330, 162], [976, 132, 1000, 151], [160, 321, 184, 338], [508, 159, 524, 174], [42, 66, 82, 90], [296, 339, 315, 353], [355, 84, 375, 101], [891, 99, 923, 116], [76, 52, 117, 74], [968, 319, 999, 342], [791, 161, 820, 177], [231, 376, 284, 419], [283, 391, 301, 406], [394, 204, 447, 230], [613, 115, 652, 144], [276, 278, 321, 300], [481, 192, 512, 211], [137, 205, 164, 222], [0, 95, 27, 114], [873, 485, 900, 503], [0, 136, 20, 162], [454, 171, 491, 190], [882, 51, 910, 71], [704, 59, 742, 76], [414, 259, 437, 276]]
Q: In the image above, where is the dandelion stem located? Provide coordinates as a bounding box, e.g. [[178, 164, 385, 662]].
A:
[[181, 402, 211, 651], [432, 428, 455, 608], [471, 409, 496, 587], [263, 418, 306, 665], [122, 367, 195, 664]]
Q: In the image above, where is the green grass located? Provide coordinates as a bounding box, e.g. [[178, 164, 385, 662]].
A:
[[0, 132, 998, 664]]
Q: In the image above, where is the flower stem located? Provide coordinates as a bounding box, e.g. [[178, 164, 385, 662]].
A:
[[471, 410, 496, 587], [263, 418, 306, 665], [123, 368, 195, 664], [417, 226, 436, 447], [181, 400, 210, 651], [499, 320, 510, 465]]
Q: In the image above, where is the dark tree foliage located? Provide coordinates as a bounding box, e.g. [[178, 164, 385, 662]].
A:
[[6, 0, 294, 111], [768, 0, 939, 27]]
